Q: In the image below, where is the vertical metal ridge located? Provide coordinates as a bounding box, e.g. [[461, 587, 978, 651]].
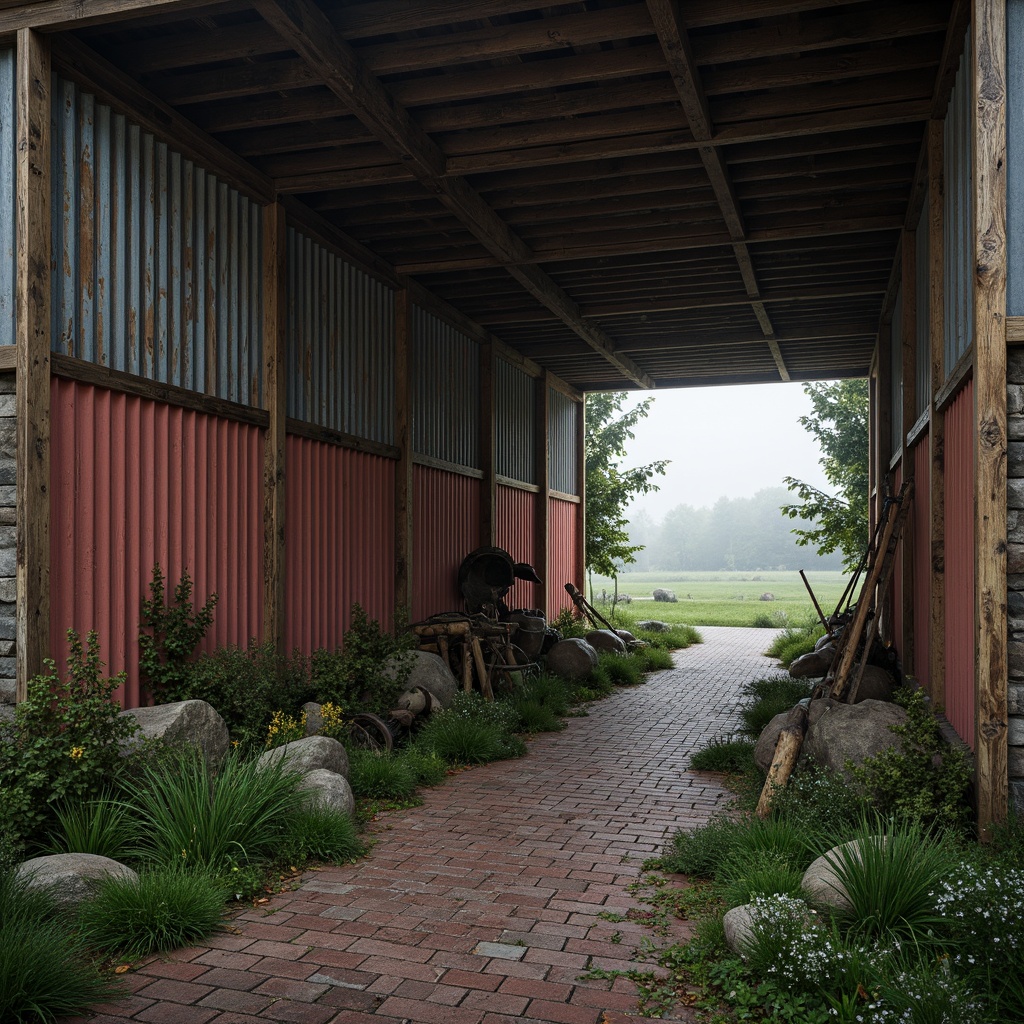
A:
[[495, 358, 536, 484], [547, 498, 579, 614], [496, 485, 539, 610], [890, 285, 903, 454], [911, 436, 931, 690], [548, 388, 579, 495], [914, 199, 930, 418]]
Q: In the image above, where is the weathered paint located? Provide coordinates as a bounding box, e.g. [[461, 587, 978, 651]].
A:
[[0, 47, 13, 346], [51, 76, 262, 404], [944, 30, 974, 367], [412, 306, 480, 468], [912, 434, 931, 689], [915, 199, 930, 418], [944, 380, 975, 746], [286, 227, 394, 443], [548, 498, 580, 615], [496, 484, 540, 611], [413, 464, 480, 621], [1008, 0, 1024, 313], [549, 388, 579, 495], [284, 435, 395, 654], [496, 358, 536, 484], [891, 285, 904, 454], [49, 378, 263, 708]]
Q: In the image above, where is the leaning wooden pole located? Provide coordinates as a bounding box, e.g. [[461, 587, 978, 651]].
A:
[[755, 702, 809, 818]]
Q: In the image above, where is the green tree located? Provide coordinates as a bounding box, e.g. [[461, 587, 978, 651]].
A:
[[781, 379, 869, 571], [585, 392, 668, 578]]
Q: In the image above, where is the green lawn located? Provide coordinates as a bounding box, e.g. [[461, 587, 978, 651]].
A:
[[586, 570, 851, 628]]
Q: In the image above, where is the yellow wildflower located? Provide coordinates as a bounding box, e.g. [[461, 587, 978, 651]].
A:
[[68, 746, 85, 760]]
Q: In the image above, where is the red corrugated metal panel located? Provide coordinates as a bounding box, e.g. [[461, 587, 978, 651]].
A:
[[892, 461, 904, 648], [944, 380, 975, 746], [285, 437, 395, 654], [413, 465, 481, 620], [911, 435, 931, 689], [548, 498, 579, 615], [50, 378, 263, 708], [496, 485, 540, 611]]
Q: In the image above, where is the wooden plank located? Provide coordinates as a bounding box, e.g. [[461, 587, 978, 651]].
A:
[[284, 419, 400, 460], [0, 0, 218, 33], [394, 289, 414, 620], [536, 373, 550, 617], [972, 0, 1008, 838], [900, 229, 917, 675], [0, 347, 16, 371], [1006, 316, 1024, 342], [15, 28, 50, 701], [480, 340, 496, 548], [262, 203, 286, 657]]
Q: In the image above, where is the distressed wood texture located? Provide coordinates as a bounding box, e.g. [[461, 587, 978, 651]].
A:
[[972, 0, 1008, 836], [394, 289, 414, 619], [15, 28, 50, 700], [901, 230, 917, 674]]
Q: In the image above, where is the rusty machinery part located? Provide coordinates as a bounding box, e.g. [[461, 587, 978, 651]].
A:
[[347, 712, 394, 752], [458, 546, 542, 617]]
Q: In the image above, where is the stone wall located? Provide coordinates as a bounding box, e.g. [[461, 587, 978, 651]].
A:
[[1006, 350, 1024, 812], [0, 372, 12, 705]]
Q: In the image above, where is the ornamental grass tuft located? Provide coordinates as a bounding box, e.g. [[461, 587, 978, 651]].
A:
[[280, 807, 364, 865], [45, 793, 139, 860], [689, 737, 756, 775], [348, 749, 418, 800]]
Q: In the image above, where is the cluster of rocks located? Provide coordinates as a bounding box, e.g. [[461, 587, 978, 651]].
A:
[[544, 628, 637, 681]]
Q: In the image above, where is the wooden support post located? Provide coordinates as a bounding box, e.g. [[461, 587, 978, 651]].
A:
[[901, 231, 917, 674], [575, 397, 586, 597], [262, 202, 287, 655], [875, 321, 893, 635], [972, 0, 1008, 838], [535, 373, 550, 616], [395, 289, 414, 620], [15, 29, 51, 700], [928, 119, 946, 704], [755, 703, 809, 818], [480, 339, 496, 547]]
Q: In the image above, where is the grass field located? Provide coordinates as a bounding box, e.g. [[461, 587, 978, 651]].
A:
[[586, 570, 851, 628]]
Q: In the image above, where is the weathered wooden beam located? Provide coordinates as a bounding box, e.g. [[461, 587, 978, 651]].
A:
[[972, 0, 1008, 838], [900, 229, 917, 675], [0, 0, 217, 33], [394, 289, 414, 620], [15, 28, 51, 700]]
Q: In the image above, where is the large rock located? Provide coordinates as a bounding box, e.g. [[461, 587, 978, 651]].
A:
[[652, 589, 677, 603], [17, 853, 138, 911], [121, 699, 227, 764], [586, 629, 626, 655], [636, 620, 671, 633], [802, 837, 882, 911], [789, 649, 832, 678], [297, 768, 355, 817], [801, 699, 908, 775], [723, 903, 757, 956], [849, 665, 896, 703], [258, 734, 349, 779], [754, 698, 834, 774], [546, 638, 599, 680], [386, 650, 457, 709]]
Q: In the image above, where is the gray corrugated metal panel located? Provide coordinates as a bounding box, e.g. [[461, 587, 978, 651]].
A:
[[285, 226, 395, 443], [943, 30, 973, 371], [412, 305, 480, 467], [0, 48, 14, 346], [1009, 2, 1024, 313], [548, 387, 579, 495], [915, 196, 930, 418], [891, 285, 904, 453], [495, 357, 536, 484], [50, 74, 262, 405]]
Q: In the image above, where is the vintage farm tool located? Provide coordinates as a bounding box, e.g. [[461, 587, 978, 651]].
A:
[[564, 582, 616, 632], [755, 699, 810, 818], [413, 615, 523, 700], [799, 570, 831, 635]]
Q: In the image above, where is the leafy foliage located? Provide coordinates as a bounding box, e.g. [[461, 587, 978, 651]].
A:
[[781, 380, 870, 571], [45, 793, 139, 860]]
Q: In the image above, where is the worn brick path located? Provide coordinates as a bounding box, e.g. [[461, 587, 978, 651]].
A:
[[80, 626, 777, 1024]]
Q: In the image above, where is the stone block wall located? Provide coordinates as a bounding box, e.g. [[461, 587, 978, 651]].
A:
[[0, 372, 12, 706], [1006, 350, 1024, 811]]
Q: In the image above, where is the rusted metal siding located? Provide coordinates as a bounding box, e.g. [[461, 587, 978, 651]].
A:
[[944, 30, 974, 370], [548, 498, 579, 614], [496, 358, 536, 484], [0, 48, 13, 346], [285, 436, 395, 654], [891, 286, 904, 454], [944, 381, 975, 746], [496, 485, 540, 611], [912, 435, 931, 689], [891, 461, 904, 649], [413, 465, 480, 620], [49, 378, 263, 708], [549, 388, 579, 495], [286, 228, 394, 442], [51, 76, 262, 404], [1009, 0, 1024, 313], [915, 199, 930, 418], [412, 307, 479, 468]]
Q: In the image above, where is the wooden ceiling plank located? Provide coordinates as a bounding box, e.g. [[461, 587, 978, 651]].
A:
[[0, 0, 226, 33]]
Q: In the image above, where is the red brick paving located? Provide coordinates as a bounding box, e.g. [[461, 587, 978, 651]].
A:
[[76, 627, 775, 1024]]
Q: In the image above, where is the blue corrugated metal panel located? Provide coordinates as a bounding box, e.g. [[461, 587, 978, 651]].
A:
[[943, 30, 973, 371], [1009, 2, 1024, 313], [412, 306, 479, 468], [285, 227, 394, 443], [495, 358, 536, 484], [891, 285, 904, 454], [50, 75, 262, 405], [915, 197, 930, 418], [549, 388, 579, 495], [0, 48, 13, 346]]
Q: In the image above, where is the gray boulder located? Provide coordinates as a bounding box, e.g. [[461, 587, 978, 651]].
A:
[[303, 701, 324, 736], [121, 699, 226, 763], [801, 699, 908, 775], [636, 620, 671, 633], [546, 638, 599, 680], [802, 837, 883, 911], [754, 698, 835, 774], [298, 768, 355, 817], [789, 650, 832, 678], [386, 650, 457, 709], [258, 734, 349, 779], [615, 629, 638, 646], [586, 629, 626, 655], [17, 853, 137, 911], [723, 904, 757, 956], [849, 665, 896, 704], [653, 589, 677, 603]]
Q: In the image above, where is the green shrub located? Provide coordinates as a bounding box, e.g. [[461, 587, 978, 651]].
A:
[[719, 852, 805, 909], [751, 609, 790, 629], [635, 645, 674, 671], [689, 738, 756, 775], [45, 794, 139, 860], [348, 749, 417, 800], [280, 807, 364, 865], [739, 893, 821, 981], [658, 818, 749, 878], [399, 746, 449, 787], [512, 698, 565, 733], [521, 673, 571, 716], [764, 624, 826, 665], [417, 716, 513, 764], [739, 675, 815, 737], [769, 764, 866, 852], [77, 867, 226, 959], [989, 810, 1024, 870], [550, 608, 589, 639], [0, 869, 119, 1022], [600, 653, 645, 687]]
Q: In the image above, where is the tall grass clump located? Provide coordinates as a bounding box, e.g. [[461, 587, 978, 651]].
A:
[[45, 793, 139, 860], [415, 693, 525, 765], [348, 749, 417, 800], [689, 737, 756, 775], [764, 623, 826, 666], [739, 675, 815, 737], [280, 807, 364, 865]]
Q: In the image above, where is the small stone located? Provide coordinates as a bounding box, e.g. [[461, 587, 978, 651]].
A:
[[723, 904, 757, 957], [586, 629, 626, 654], [0, 617, 14, 641], [297, 768, 355, 817], [17, 854, 138, 911], [473, 941, 527, 961], [303, 701, 324, 736], [0, 578, 14, 604], [0, 678, 14, 704]]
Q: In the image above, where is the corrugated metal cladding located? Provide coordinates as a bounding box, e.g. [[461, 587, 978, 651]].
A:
[[1009, 0, 1024, 313], [496, 485, 540, 611], [911, 436, 931, 690], [891, 462, 904, 651], [944, 31, 974, 371], [495, 358, 536, 484], [51, 77, 262, 405], [285, 437, 395, 654], [412, 465, 481, 621], [0, 48, 13, 346], [412, 306, 480, 468], [547, 498, 579, 615], [50, 379, 263, 708], [286, 228, 394, 443], [944, 380, 975, 747], [549, 388, 579, 495], [915, 199, 930, 418], [890, 286, 904, 454]]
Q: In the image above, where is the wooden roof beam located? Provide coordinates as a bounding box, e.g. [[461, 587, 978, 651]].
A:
[[253, 0, 652, 389]]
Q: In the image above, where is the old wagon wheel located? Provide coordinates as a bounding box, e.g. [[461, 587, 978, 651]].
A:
[[347, 713, 394, 752]]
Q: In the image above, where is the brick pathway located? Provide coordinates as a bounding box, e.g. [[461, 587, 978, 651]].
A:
[[82, 626, 778, 1024]]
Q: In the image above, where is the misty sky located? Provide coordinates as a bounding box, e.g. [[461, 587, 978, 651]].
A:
[[618, 382, 835, 522]]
